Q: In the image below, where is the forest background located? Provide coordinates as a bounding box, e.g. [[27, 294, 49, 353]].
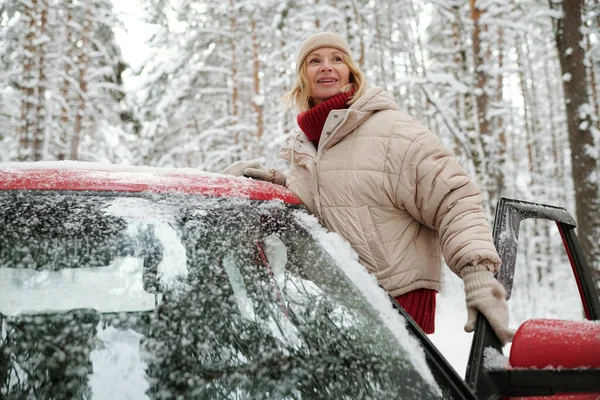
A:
[[1, 0, 600, 373]]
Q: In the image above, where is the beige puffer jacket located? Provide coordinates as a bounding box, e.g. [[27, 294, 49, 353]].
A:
[[279, 88, 501, 297]]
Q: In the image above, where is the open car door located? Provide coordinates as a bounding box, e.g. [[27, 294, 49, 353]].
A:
[[466, 198, 600, 399]]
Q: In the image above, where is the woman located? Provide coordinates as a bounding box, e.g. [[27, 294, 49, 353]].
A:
[[223, 32, 514, 344]]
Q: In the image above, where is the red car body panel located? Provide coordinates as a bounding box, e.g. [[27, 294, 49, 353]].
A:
[[510, 319, 600, 370], [0, 165, 302, 205], [508, 319, 600, 400]]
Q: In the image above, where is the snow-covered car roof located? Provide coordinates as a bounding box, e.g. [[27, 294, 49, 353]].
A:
[[0, 161, 301, 204]]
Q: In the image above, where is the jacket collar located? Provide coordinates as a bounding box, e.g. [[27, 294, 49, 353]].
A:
[[284, 88, 400, 159], [321, 88, 400, 150], [287, 130, 317, 158]]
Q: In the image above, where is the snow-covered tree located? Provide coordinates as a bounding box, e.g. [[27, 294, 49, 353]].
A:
[[0, 0, 131, 162]]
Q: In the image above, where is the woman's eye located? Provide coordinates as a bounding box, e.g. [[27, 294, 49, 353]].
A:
[[308, 58, 320, 64], [333, 56, 343, 62]]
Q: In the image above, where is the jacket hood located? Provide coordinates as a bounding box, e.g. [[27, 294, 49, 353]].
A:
[[324, 88, 400, 149], [351, 87, 400, 113]]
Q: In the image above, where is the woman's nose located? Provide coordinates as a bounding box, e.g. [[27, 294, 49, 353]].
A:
[[320, 62, 332, 71]]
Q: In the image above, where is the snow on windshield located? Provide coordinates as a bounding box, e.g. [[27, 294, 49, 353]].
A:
[[294, 210, 440, 391], [0, 196, 188, 317], [104, 197, 188, 287], [0, 257, 155, 316], [1, 193, 446, 398], [89, 325, 150, 399]]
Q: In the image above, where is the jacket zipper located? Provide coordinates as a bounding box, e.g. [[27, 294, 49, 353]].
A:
[[312, 110, 351, 221]]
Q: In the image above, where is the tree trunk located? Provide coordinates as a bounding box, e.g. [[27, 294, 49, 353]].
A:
[[229, 0, 239, 145], [58, 0, 73, 161], [552, 0, 600, 273], [374, 9, 387, 90], [350, 0, 365, 70], [522, 34, 543, 189], [250, 15, 263, 141], [469, 0, 490, 141], [453, 3, 489, 212], [515, 39, 535, 184], [543, 39, 567, 204], [469, 0, 495, 212], [452, 5, 466, 155], [17, 1, 37, 161], [495, 26, 507, 198], [33, 0, 47, 161], [584, 19, 600, 130], [71, 0, 93, 160]]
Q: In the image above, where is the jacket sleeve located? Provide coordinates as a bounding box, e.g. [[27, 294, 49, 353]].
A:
[[391, 117, 501, 275]]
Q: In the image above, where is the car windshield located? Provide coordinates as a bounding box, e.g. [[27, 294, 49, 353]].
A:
[[0, 190, 456, 399]]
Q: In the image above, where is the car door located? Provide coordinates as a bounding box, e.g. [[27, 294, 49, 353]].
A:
[[464, 198, 600, 399]]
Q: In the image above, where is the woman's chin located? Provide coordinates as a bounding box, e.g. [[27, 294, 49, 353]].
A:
[[312, 89, 341, 103]]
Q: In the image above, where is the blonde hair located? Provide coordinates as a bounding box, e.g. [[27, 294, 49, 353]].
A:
[[281, 52, 367, 113]]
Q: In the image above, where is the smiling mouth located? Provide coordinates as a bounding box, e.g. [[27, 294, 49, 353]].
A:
[[317, 79, 337, 83]]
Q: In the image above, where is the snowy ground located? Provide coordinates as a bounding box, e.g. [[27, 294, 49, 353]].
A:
[[430, 268, 475, 377]]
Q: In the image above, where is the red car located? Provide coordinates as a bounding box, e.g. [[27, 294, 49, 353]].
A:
[[0, 162, 598, 400]]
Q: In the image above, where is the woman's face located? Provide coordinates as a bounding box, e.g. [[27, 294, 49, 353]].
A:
[[305, 47, 350, 106]]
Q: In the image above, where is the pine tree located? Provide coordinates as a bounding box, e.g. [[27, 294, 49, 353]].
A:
[[551, 0, 600, 276]]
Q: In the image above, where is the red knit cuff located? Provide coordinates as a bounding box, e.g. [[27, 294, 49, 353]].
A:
[[394, 289, 437, 334]]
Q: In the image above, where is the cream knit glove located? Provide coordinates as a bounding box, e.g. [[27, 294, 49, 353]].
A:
[[461, 265, 515, 345], [221, 160, 286, 186]]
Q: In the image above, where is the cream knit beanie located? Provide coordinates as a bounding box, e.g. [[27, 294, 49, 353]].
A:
[[296, 32, 353, 75]]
